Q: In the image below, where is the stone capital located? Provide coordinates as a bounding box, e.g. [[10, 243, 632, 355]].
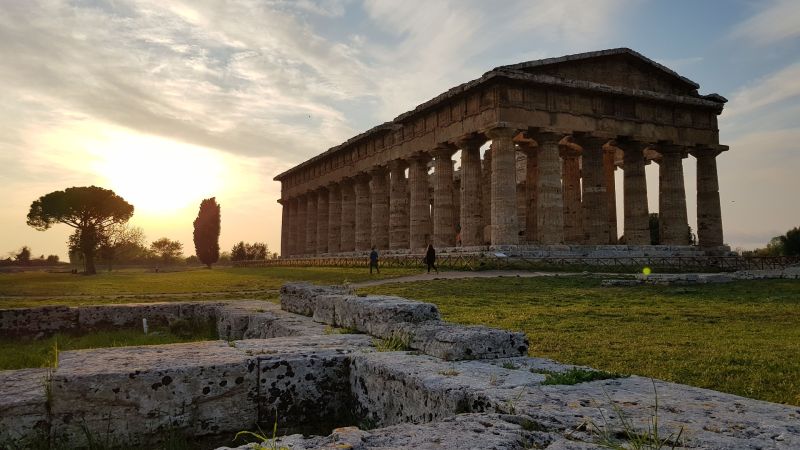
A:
[[407, 151, 431, 164], [485, 126, 519, 141], [456, 133, 486, 151], [353, 171, 371, 184], [573, 133, 610, 150], [388, 159, 408, 172], [326, 181, 341, 193], [655, 142, 688, 157], [431, 143, 457, 159], [369, 165, 388, 177], [559, 144, 581, 159], [529, 130, 564, 146], [689, 145, 725, 159]]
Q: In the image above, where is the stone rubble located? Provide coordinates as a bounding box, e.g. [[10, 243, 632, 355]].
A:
[[282, 283, 528, 360], [1, 284, 799, 449]]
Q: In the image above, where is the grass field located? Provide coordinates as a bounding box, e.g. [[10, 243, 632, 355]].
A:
[[0, 319, 218, 370], [0, 266, 415, 308], [361, 276, 800, 406]]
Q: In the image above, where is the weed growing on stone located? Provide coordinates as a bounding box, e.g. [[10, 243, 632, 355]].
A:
[[373, 332, 411, 351], [438, 367, 460, 376], [536, 368, 625, 386], [587, 381, 684, 450], [234, 413, 290, 450], [324, 325, 361, 335], [501, 361, 520, 370]]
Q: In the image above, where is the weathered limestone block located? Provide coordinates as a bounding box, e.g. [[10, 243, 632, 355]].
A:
[[392, 320, 529, 360], [217, 413, 544, 450], [50, 341, 259, 446], [236, 335, 372, 433], [0, 368, 49, 443], [349, 352, 480, 426], [257, 351, 354, 433], [280, 283, 353, 316], [77, 303, 184, 328], [0, 306, 77, 337], [216, 301, 328, 340], [333, 295, 440, 337], [508, 375, 800, 449]]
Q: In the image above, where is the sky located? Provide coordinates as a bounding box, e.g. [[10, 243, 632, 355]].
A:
[[1, 0, 799, 260]]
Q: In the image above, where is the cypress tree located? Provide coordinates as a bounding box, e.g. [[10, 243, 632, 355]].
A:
[[193, 197, 221, 268]]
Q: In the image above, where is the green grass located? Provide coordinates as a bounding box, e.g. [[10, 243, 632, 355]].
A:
[[0, 267, 416, 308], [0, 320, 218, 370], [360, 276, 800, 405], [537, 368, 625, 385]]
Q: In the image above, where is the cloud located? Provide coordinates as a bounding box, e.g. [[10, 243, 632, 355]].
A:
[[0, 0, 364, 164], [723, 63, 800, 121], [730, 0, 800, 46]]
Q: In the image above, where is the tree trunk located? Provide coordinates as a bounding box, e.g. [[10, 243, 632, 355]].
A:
[[84, 250, 97, 275]]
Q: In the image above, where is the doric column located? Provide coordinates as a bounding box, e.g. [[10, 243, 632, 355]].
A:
[[604, 147, 618, 243], [305, 193, 317, 255], [296, 194, 307, 255], [534, 132, 565, 244], [517, 142, 538, 243], [560, 145, 582, 244], [279, 199, 288, 257], [432, 144, 457, 247], [316, 188, 329, 254], [340, 179, 356, 252], [370, 166, 390, 250], [693, 149, 724, 248], [576, 136, 609, 245], [408, 152, 432, 250], [458, 135, 484, 247], [284, 198, 295, 256], [487, 127, 519, 245], [389, 160, 410, 249], [481, 149, 492, 244], [354, 173, 372, 251], [657, 144, 690, 245], [327, 183, 342, 254], [618, 140, 650, 245]]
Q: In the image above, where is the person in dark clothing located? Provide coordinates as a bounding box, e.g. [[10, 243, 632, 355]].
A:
[[369, 247, 380, 274], [424, 244, 438, 273]]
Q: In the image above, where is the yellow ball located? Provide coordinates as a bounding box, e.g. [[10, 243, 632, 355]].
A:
[[642, 267, 652, 275]]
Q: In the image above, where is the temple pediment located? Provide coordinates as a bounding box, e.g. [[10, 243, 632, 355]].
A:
[[497, 48, 701, 96]]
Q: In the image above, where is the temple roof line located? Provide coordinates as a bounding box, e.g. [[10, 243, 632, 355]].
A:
[[274, 48, 727, 181], [495, 47, 701, 90]]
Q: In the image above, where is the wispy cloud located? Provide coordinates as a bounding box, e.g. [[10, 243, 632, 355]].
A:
[[730, 0, 800, 46], [723, 63, 800, 122]]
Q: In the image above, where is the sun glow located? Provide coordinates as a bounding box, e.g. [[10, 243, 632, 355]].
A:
[[87, 131, 228, 216]]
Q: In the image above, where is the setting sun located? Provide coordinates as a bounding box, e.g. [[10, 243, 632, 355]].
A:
[[88, 132, 227, 215]]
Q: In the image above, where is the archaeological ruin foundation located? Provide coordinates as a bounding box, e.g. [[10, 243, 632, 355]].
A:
[[2, 284, 798, 449], [275, 48, 728, 258]]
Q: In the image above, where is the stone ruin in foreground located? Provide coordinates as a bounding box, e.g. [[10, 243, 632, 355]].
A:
[[1, 284, 798, 449]]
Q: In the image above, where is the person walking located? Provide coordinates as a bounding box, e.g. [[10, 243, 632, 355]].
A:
[[424, 244, 438, 273], [369, 247, 380, 274]]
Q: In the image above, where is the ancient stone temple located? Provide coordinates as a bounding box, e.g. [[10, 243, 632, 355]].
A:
[[275, 48, 727, 257]]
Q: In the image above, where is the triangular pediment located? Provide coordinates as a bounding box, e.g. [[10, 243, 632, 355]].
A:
[[498, 48, 700, 96]]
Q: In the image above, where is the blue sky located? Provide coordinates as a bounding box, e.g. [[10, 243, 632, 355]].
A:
[[0, 0, 798, 258]]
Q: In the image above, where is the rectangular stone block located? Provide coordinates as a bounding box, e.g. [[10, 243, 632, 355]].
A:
[[333, 295, 440, 337], [0, 306, 78, 337], [280, 283, 353, 316], [0, 368, 49, 443], [50, 341, 259, 446], [77, 303, 183, 328], [393, 321, 529, 361]]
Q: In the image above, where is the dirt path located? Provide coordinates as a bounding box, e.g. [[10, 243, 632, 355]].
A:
[[351, 270, 577, 288], [0, 289, 278, 301]]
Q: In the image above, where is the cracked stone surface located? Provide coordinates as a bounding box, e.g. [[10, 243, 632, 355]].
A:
[[2, 286, 799, 449]]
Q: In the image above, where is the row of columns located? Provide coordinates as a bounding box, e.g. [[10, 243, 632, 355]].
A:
[[281, 128, 724, 256]]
